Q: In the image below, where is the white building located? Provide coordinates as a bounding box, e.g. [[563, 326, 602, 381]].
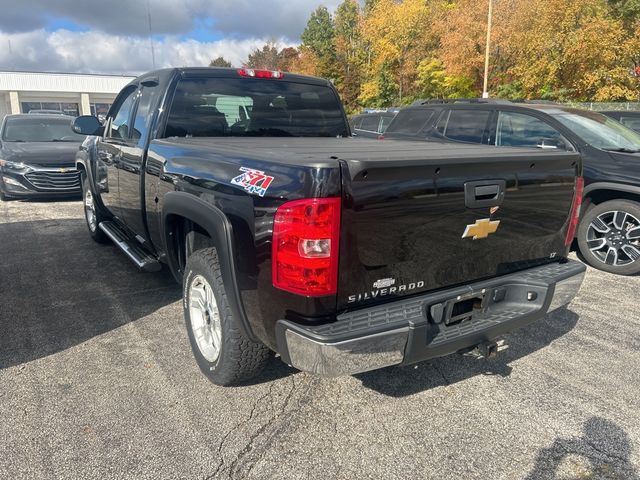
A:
[[0, 71, 136, 121]]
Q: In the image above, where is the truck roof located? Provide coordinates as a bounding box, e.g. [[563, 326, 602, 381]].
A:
[[127, 67, 333, 89]]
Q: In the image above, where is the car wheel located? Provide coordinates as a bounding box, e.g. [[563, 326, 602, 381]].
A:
[[81, 174, 109, 244], [577, 199, 640, 275], [183, 247, 271, 385]]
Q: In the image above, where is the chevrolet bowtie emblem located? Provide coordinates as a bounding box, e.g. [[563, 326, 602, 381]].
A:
[[462, 218, 501, 240], [58, 168, 68, 173]]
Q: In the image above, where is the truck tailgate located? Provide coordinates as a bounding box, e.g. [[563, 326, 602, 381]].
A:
[[337, 142, 580, 310]]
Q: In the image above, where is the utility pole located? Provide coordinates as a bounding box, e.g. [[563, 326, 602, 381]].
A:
[[482, 0, 493, 99]]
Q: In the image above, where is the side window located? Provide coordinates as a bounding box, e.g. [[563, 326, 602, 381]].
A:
[[619, 116, 640, 132], [380, 115, 394, 133], [496, 111, 566, 149], [388, 110, 434, 135], [107, 87, 137, 140], [360, 115, 380, 132], [131, 86, 159, 144], [437, 109, 491, 144]]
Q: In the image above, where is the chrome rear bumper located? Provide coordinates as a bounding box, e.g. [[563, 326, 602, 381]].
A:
[[277, 260, 586, 377]]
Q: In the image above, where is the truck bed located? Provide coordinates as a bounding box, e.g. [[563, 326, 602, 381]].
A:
[[157, 136, 567, 166]]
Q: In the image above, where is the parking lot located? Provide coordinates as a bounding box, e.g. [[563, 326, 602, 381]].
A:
[[0, 198, 638, 480]]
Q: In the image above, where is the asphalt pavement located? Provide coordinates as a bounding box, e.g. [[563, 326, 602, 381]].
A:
[[1, 198, 639, 480]]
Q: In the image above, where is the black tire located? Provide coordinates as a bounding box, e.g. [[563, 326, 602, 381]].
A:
[[577, 199, 640, 275], [183, 247, 271, 385], [81, 174, 110, 244]]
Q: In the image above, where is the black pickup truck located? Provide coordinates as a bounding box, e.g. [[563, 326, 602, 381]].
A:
[[72, 67, 586, 385]]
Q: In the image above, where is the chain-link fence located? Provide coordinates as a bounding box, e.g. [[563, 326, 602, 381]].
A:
[[565, 102, 640, 111]]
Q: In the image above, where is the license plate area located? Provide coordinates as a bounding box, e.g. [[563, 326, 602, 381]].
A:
[[429, 291, 489, 326]]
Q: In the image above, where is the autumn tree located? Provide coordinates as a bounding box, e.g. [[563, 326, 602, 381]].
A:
[[505, 0, 637, 100], [209, 56, 232, 68], [334, 0, 364, 111], [360, 0, 435, 106], [245, 42, 281, 70], [278, 47, 300, 72]]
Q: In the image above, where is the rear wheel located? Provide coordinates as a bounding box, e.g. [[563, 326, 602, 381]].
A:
[[81, 174, 109, 244], [577, 199, 640, 275], [183, 247, 271, 385]]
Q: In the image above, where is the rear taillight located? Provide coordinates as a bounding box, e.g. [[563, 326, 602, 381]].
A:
[[272, 197, 341, 296], [238, 68, 284, 79], [565, 176, 584, 246]]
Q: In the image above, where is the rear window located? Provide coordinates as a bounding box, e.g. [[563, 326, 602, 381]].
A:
[[435, 109, 491, 144], [387, 109, 434, 134], [163, 77, 348, 138]]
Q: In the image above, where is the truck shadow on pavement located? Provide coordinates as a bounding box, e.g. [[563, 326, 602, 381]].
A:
[[525, 416, 640, 479], [0, 219, 181, 369], [356, 307, 580, 397]]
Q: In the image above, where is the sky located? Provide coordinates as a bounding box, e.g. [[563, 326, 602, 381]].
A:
[[0, 0, 342, 75]]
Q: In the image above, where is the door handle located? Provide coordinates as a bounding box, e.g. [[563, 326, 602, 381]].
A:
[[464, 180, 506, 209]]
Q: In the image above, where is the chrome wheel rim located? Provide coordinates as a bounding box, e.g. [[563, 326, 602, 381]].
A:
[[188, 275, 222, 363], [586, 210, 640, 267], [84, 188, 97, 232]]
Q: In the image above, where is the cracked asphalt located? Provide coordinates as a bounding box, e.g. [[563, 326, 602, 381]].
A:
[[1, 198, 639, 480]]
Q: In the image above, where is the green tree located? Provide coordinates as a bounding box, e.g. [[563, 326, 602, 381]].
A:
[[608, 0, 640, 29], [300, 6, 337, 78], [209, 56, 232, 68]]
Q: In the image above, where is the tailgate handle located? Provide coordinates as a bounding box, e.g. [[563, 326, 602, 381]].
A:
[[475, 185, 500, 199], [465, 180, 506, 209]]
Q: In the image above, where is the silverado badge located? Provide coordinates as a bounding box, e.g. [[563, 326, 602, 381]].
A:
[[462, 218, 501, 240]]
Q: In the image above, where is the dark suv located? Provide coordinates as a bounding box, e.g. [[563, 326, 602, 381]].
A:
[[0, 114, 86, 200], [383, 100, 640, 275]]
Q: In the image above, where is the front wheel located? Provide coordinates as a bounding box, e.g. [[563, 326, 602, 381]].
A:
[[183, 247, 271, 385], [81, 174, 109, 244], [577, 199, 640, 275]]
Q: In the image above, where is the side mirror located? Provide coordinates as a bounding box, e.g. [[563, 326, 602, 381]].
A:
[[73, 115, 103, 136]]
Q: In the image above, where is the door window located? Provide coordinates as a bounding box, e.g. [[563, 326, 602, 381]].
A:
[[618, 116, 640, 133], [359, 115, 380, 132], [380, 115, 394, 132], [388, 110, 434, 135], [436, 109, 491, 144], [106, 87, 137, 140], [131, 86, 159, 144], [496, 111, 566, 149]]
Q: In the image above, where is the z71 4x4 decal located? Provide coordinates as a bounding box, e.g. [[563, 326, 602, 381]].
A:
[[231, 167, 275, 197]]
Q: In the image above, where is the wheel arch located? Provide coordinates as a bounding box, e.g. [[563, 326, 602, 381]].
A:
[[582, 182, 640, 211], [162, 191, 257, 342]]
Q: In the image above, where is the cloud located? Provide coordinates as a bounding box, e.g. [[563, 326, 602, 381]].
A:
[[0, 29, 296, 74], [0, 0, 343, 40]]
